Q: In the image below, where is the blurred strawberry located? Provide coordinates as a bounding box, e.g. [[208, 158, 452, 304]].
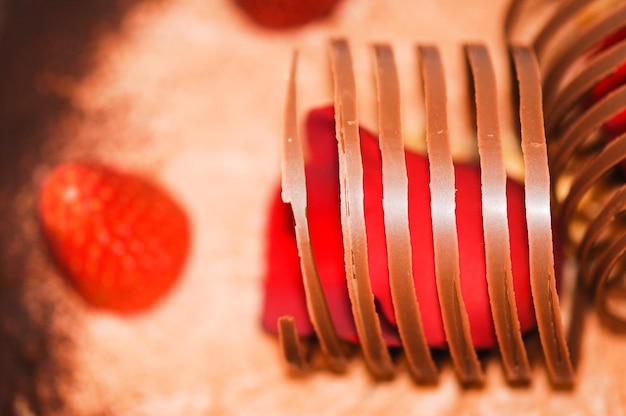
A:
[[262, 106, 539, 349], [38, 162, 190, 314], [235, 0, 343, 29]]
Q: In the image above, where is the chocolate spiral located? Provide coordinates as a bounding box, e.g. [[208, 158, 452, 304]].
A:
[[509, 0, 626, 333], [277, 38, 576, 386]]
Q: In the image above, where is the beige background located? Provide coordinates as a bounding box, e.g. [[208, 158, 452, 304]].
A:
[[15, 0, 626, 414]]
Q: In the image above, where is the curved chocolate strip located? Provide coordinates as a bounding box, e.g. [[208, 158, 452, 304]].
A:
[[548, 85, 626, 178], [531, 0, 591, 62], [281, 52, 347, 371], [465, 44, 531, 383], [542, 5, 626, 105], [278, 316, 308, 371], [503, 0, 525, 41], [545, 41, 626, 134], [418, 45, 484, 385], [559, 135, 626, 234], [372, 44, 438, 383], [511, 45, 575, 386], [578, 185, 626, 288], [329, 39, 395, 379], [590, 234, 626, 332]]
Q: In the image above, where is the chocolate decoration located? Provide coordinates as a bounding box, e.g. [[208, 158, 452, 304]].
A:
[[545, 42, 626, 134], [578, 183, 626, 287], [277, 37, 581, 386], [278, 0, 626, 379], [510, 45, 575, 386], [372, 44, 438, 383], [512, 0, 626, 334], [418, 45, 484, 385], [542, 5, 626, 107], [548, 85, 626, 177], [278, 52, 347, 372], [465, 44, 531, 383], [278, 316, 308, 371], [531, 0, 590, 63], [329, 39, 395, 379]]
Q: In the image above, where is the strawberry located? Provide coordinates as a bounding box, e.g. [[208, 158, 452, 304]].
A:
[[262, 106, 540, 349], [38, 162, 190, 314], [235, 0, 343, 29]]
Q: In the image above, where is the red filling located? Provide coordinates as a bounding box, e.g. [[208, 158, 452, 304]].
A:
[[262, 106, 540, 349]]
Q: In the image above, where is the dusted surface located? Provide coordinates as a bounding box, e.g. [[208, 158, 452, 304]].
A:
[[1, 0, 625, 414]]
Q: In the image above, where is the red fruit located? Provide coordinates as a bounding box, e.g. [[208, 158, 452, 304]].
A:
[[38, 162, 190, 314], [262, 106, 539, 349], [235, 0, 343, 29]]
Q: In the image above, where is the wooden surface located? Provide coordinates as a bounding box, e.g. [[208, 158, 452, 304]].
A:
[[2, 0, 626, 414]]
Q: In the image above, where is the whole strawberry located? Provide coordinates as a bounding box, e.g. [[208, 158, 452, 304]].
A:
[[38, 162, 191, 314], [235, 0, 343, 29]]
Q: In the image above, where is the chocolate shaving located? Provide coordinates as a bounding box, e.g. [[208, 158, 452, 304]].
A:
[[510, 45, 575, 386], [542, 5, 626, 105], [549, 85, 626, 180], [578, 183, 626, 287], [418, 45, 484, 385], [545, 42, 626, 133], [280, 52, 347, 371], [329, 39, 395, 379], [465, 44, 531, 383], [278, 316, 308, 371], [559, 134, 626, 230], [531, 0, 590, 62], [518, 0, 626, 334], [371, 43, 439, 383]]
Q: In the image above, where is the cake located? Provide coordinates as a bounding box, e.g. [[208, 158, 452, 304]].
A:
[[1, 0, 625, 414]]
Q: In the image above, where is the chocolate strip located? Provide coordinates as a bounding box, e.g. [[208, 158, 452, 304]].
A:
[[545, 41, 626, 134], [531, 0, 591, 63], [278, 316, 308, 371], [542, 5, 626, 106], [590, 232, 626, 332], [281, 52, 347, 371], [329, 39, 395, 379], [465, 44, 531, 383], [548, 84, 626, 178], [372, 43, 438, 383], [578, 184, 626, 287], [511, 45, 575, 386], [559, 135, 626, 233], [418, 45, 484, 385], [523, 0, 626, 333]]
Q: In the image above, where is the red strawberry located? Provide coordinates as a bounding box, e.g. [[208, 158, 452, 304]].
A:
[[38, 162, 191, 314], [235, 0, 343, 29], [262, 106, 540, 349]]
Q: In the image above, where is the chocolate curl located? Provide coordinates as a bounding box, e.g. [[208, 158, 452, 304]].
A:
[[511, 46, 575, 386], [545, 42, 626, 134], [531, 0, 590, 63], [278, 316, 308, 371], [371, 43, 439, 383], [542, 5, 626, 106], [559, 135, 626, 234], [329, 39, 395, 379], [530, 0, 626, 334], [465, 44, 531, 383], [591, 235, 626, 332], [418, 45, 484, 385], [548, 84, 626, 178], [279, 52, 347, 371], [578, 184, 626, 287]]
